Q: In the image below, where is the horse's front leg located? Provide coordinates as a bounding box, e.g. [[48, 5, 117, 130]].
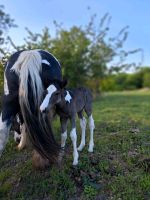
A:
[[0, 96, 19, 156], [0, 113, 11, 156], [70, 117, 79, 165], [17, 124, 27, 150]]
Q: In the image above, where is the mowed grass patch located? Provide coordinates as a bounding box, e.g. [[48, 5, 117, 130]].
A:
[[0, 90, 150, 200]]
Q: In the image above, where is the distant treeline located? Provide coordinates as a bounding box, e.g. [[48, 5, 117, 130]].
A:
[[0, 5, 144, 94], [101, 67, 150, 91], [0, 62, 149, 94]]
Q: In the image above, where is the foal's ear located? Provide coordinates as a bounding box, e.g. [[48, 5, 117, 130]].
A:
[[59, 79, 68, 89]]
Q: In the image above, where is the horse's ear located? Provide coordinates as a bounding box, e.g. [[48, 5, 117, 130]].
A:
[[58, 79, 68, 89], [61, 79, 68, 88], [50, 79, 68, 89]]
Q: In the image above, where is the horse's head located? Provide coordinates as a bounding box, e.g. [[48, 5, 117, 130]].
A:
[[40, 79, 68, 113]]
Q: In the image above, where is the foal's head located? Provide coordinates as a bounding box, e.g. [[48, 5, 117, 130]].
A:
[[40, 79, 67, 113]]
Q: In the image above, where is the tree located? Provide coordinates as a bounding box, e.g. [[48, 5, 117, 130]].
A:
[[0, 5, 16, 55], [8, 13, 142, 92], [51, 26, 90, 87]]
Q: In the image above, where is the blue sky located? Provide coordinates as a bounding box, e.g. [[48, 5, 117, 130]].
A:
[[1, 0, 150, 65]]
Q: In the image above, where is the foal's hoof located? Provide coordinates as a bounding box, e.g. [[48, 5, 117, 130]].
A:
[[88, 149, 93, 153], [73, 160, 78, 166], [88, 143, 94, 153], [88, 146, 94, 153], [77, 144, 85, 151]]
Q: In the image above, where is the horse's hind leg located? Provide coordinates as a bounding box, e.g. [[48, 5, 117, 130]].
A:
[[88, 115, 95, 152], [70, 116, 79, 165], [85, 105, 95, 152], [77, 111, 87, 151]]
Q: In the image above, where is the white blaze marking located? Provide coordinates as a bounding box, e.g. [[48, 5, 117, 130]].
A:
[[42, 60, 50, 66], [40, 84, 57, 111], [65, 91, 72, 103]]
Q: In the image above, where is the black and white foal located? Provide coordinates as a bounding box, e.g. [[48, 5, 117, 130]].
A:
[[40, 86, 95, 165]]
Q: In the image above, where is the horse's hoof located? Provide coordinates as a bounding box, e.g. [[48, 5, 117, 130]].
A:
[[32, 150, 50, 170], [88, 148, 94, 153], [77, 147, 82, 151], [17, 145, 23, 151], [77, 144, 85, 151]]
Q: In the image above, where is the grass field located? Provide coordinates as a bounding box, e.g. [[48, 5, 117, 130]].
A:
[[0, 91, 150, 200]]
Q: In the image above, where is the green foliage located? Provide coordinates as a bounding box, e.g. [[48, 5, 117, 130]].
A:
[[84, 185, 97, 199], [0, 5, 16, 55], [52, 26, 90, 87], [125, 72, 143, 90], [142, 67, 150, 88], [101, 67, 150, 91], [7, 13, 142, 90]]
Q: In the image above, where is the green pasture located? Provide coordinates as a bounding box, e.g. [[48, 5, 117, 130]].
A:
[[0, 90, 150, 200]]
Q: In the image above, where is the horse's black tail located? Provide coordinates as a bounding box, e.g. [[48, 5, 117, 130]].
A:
[[12, 50, 60, 161]]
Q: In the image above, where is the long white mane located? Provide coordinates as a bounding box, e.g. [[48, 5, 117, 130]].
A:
[[11, 50, 43, 105]]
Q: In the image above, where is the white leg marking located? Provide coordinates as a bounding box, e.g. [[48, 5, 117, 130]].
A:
[[78, 117, 87, 151], [61, 131, 67, 148], [17, 124, 27, 150], [88, 115, 95, 152], [70, 128, 79, 165], [0, 114, 10, 155]]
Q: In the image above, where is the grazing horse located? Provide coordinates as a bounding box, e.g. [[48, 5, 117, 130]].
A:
[[40, 86, 95, 165], [0, 49, 63, 166]]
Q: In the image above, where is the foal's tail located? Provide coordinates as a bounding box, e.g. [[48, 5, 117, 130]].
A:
[[12, 50, 60, 161]]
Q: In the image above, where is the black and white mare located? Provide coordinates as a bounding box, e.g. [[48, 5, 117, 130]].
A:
[[0, 49, 63, 164]]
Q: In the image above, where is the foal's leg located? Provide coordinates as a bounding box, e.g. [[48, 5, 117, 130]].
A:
[[85, 105, 95, 152], [60, 117, 68, 148], [70, 117, 79, 165], [88, 114, 95, 152], [77, 112, 87, 151]]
